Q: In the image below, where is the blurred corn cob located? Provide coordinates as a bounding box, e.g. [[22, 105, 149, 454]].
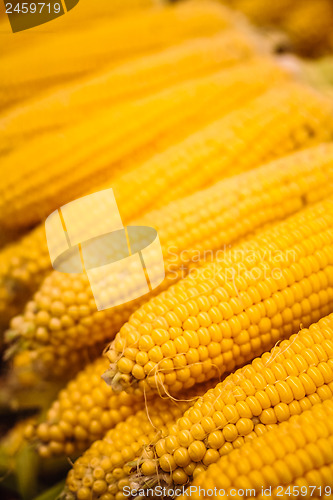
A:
[[25, 357, 147, 457], [5, 139, 333, 392], [105, 197, 333, 394], [0, 57, 288, 235], [294, 56, 333, 100], [282, 0, 333, 57], [126, 312, 333, 493], [1, 31, 261, 150], [0, 417, 72, 499], [182, 399, 333, 499], [0, 0, 237, 109], [222, 0, 333, 56]]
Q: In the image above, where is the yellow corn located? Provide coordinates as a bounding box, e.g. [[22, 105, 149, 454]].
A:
[[28, 357, 146, 458], [0, 226, 51, 331], [105, 197, 333, 394], [222, 0, 333, 57], [0, 416, 39, 498], [0, 57, 288, 233], [5, 104, 333, 385], [182, 399, 333, 499], [60, 389, 208, 500], [0, 417, 36, 459], [131, 312, 333, 491], [5, 134, 333, 337], [0, 62, 302, 332], [1, 0, 236, 109], [230, 0, 294, 25], [1, 31, 260, 150], [282, 0, 333, 57]]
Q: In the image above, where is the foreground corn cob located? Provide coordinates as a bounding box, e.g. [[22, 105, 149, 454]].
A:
[[0, 57, 288, 234], [31, 307, 333, 460], [27, 357, 147, 457], [1, 31, 260, 150], [0, 417, 72, 499], [183, 399, 333, 499], [60, 389, 209, 500], [1, 0, 236, 109], [127, 312, 333, 493], [4, 87, 333, 386], [105, 197, 333, 394]]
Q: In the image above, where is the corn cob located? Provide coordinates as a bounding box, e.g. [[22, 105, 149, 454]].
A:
[[27, 357, 147, 458], [60, 389, 209, 500], [105, 197, 333, 394], [182, 399, 333, 499], [127, 312, 333, 492], [4, 86, 333, 385], [30, 307, 333, 462], [0, 57, 288, 234], [1, 31, 260, 150], [0, 0, 236, 109]]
